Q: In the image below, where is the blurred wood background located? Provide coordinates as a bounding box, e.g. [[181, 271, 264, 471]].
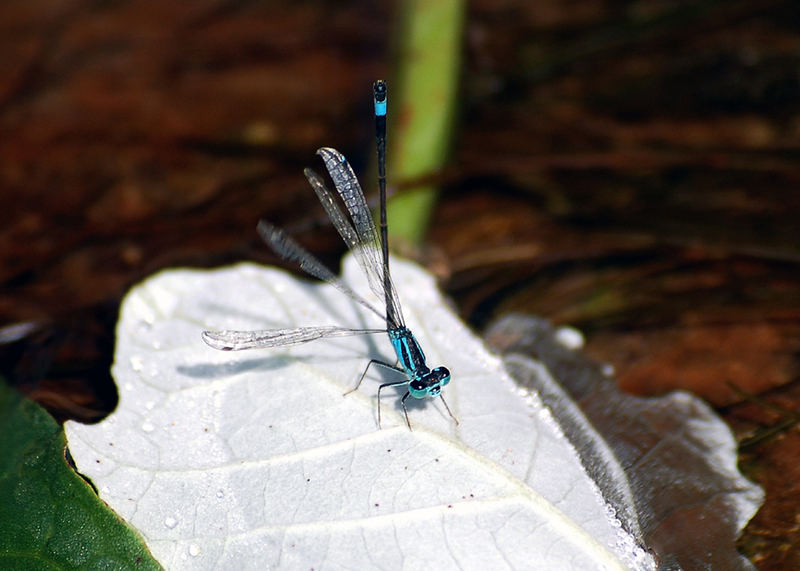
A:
[[1, 1, 798, 567]]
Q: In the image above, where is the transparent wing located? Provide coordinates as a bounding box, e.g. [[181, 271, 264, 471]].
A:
[[316, 147, 405, 328], [312, 149, 383, 299], [202, 325, 386, 351], [256, 220, 385, 323], [304, 167, 373, 288]]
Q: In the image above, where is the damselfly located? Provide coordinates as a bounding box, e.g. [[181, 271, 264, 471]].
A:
[[202, 80, 456, 430]]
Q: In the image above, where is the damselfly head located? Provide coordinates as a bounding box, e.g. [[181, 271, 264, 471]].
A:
[[408, 366, 451, 399]]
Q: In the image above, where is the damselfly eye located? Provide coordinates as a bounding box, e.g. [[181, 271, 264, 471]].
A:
[[432, 366, 451, 386], [409, 380, 428, 399]]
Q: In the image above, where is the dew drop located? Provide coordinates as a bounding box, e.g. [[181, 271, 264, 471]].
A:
[[164, 516, 178, 529], [130, 356, 144, 371], [554, 326, 584, 350], [188, 544, 201, 557]]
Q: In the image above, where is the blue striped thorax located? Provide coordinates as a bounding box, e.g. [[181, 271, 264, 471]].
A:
[[389, 327, 451, 399]]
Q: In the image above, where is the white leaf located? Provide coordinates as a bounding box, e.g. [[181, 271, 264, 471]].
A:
[[65, 257, 654, 570]]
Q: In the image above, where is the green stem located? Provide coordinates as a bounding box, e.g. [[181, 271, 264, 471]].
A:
[[387, 0, 465, 247]]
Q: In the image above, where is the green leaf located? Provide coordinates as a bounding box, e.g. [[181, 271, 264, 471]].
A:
[[0, 380, 162, 571]]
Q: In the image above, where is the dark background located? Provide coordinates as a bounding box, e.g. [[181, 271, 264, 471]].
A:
[[1, 1, 798, 567]]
